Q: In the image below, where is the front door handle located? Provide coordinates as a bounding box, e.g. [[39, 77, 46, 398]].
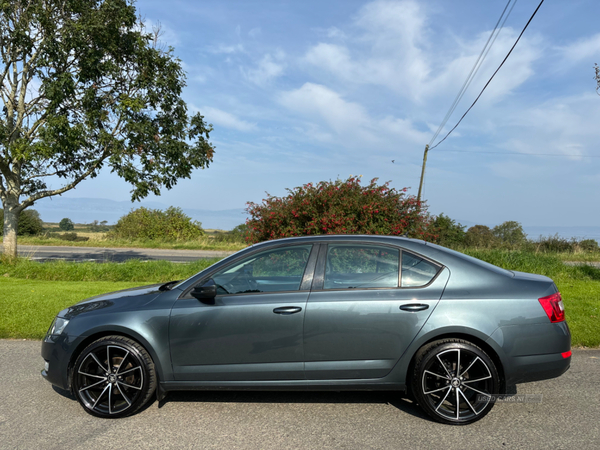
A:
[[273, 306, 303, 315], [400, 304, 429, 312]]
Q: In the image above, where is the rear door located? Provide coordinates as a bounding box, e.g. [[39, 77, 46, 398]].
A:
[[304, 242, 449, 380]]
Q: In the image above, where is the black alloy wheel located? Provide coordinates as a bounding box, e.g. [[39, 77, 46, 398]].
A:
[[412, 339, 499, 425], [72, 336, 156, 418]]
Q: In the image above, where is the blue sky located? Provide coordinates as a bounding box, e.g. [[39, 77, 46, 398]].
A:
[[56, 0, 600, 228]]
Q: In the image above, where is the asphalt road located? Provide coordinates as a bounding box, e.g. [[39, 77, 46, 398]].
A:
[[1, 340, 598, 450], [16, 245, 235, 263]]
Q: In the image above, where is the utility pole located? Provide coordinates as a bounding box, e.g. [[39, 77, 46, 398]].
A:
[[417, 144, 429, 204]]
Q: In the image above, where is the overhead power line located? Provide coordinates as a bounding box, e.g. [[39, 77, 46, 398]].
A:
[[416, 0, 546, 203], [428, 0, 517, 147], [430, 0, 545, 150]]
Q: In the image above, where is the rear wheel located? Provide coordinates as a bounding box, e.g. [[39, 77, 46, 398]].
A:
[[411, 339, 499, 425], [72, 336, 156, 418]]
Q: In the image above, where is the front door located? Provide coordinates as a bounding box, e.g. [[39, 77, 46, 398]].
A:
[[170, 244, 315, 381]]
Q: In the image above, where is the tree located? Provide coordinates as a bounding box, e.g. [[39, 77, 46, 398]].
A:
[[109, 206, 204, 241], [492, 221, 527, 247], [59, 217, 74, 231], [0, 0, 214, 258], [245, 176, 434, 244], [430, 213, 465, 247], [596, 63, 600, 95], [464, 225, 496, 248], [0, 208, 43, 235]]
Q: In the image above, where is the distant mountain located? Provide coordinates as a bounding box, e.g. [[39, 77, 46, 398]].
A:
[[32, 197, 247, 231]]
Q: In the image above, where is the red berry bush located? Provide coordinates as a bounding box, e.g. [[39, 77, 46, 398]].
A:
[[245, 177, 436, 244]]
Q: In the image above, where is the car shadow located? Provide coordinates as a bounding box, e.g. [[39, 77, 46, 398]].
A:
[[157, 390, 432, 422], [52, 384, 434, 422]]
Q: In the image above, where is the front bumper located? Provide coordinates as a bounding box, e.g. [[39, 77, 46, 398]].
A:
[[41, 334, 79, 391]]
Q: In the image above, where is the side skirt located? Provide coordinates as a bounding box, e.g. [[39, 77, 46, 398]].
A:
[[159, 379, 406, 393]]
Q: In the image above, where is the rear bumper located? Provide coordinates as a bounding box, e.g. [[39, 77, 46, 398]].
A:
[[488, 320, 571, 386], [505, 352, 571, 385]]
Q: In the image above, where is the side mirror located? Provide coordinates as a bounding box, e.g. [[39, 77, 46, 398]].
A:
[[190, 279, 217, 304]]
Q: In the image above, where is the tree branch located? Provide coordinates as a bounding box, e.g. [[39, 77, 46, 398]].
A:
[[21, 149, 111, 208], [24, 170, 59, 181]]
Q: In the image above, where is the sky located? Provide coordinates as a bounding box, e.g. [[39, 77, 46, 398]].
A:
[[50, 0, 600, 228]]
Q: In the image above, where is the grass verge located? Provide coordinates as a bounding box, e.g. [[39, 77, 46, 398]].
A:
[[0, 279, 140, 339], [12, 235, 247, 251], [0, 258, 219, 282]]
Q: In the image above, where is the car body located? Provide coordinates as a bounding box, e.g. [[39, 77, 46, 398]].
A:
[[41, 235, 571, 424]]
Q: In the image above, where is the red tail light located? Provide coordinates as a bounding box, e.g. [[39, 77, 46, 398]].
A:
[[538, 292, 565, 323]]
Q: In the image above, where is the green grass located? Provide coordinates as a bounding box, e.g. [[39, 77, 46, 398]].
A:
[[462, 249, 598, 279], [556, 279, 600, 348], [12, 235, 247, 251], [0, 279, 140, 339], [0, 258, 220, 282]]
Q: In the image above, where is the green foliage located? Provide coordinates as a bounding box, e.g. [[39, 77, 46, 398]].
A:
[[0, 0, 214, 257], [464, 225, 496, 248], [246, 177, 434, 244], [492, 221, 527, 247], [59, 218, 75, 231], [431, 213, 465, 246], [579, 239, 600, 252], [211, 223, 249, 244], [527, 234, 575, 253], [109, 207, 204, 241], [0, 209, 44, 235], [88, 220, 110, 232], [52, 232, 89, 242]]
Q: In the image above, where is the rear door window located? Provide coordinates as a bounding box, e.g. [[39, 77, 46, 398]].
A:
[[324, 244, 400, 289]]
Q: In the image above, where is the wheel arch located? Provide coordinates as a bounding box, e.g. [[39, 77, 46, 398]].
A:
[[404, 331, 507, 395], [67, 327, 166, 392]]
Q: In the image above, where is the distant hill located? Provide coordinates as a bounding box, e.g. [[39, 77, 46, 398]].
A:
[[32, 197, 247, 231]]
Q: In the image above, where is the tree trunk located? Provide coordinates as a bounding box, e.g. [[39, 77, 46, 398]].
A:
[[2, 200, 20, 260]]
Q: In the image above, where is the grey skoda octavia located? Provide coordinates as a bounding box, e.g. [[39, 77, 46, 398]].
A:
[[42, 235, 571, 425]]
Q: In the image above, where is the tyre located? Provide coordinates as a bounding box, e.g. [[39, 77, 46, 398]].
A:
[[411, 339, 499, 425], [72, 335, 157, 418]]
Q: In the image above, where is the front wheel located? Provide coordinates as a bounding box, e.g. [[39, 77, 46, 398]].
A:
[[411, 339, 499, 425], [72, 336, 156, 418]]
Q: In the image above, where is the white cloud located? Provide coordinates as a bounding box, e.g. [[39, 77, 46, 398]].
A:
[[248, 27, 262, 38], [326, 27, 347, 39], [279, 83, 428, 148], [243, 52, 286, 85], [302, 0, 540, 104], [558, 33, 600, 63], [208, 43, 244, 54], [197, 106, 257, 132], [496, 93, 600, 160]]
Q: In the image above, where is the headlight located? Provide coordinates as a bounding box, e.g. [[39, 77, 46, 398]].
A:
[[48, 317, 70, 336]]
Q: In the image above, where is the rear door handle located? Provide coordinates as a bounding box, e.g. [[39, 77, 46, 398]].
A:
[[400, 304, 429, 312], [273, 306, 303, 315]]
